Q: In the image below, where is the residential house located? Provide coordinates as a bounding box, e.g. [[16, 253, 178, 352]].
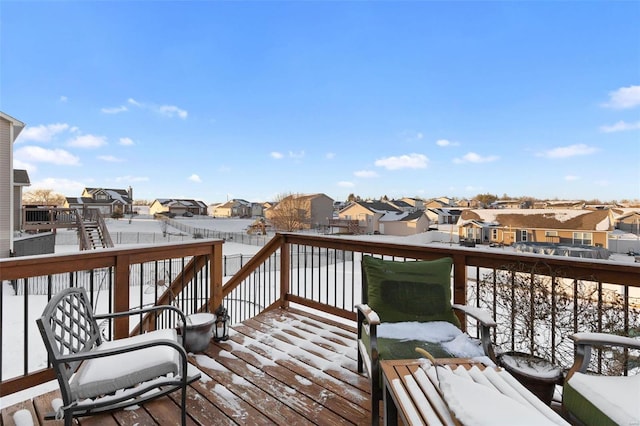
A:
[[13, 169, 30, 232], [400, 197, 425, 211], [425, 208, 464, 227], [379, 210, 430, 236], [612, 210, 640, 234], [458, 209, 612, 247], [387, 199, 415, 212], [539, 200, 586, 209], [212, 199, 251, 218], [0, 111, 25, 258], [489, 199, 529, 209], [65, 187, 134, 215], [265, 193, 334, 229], [150, 199, 208, 216], [424, 198, 452, 209], [336, 201, 401, 234]]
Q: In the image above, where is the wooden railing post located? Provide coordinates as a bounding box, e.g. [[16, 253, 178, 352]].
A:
[[114, 254, 131, 339], [280, 242, 290, 309], [452, 253, 468, 330], [209, 241, 224, 313]]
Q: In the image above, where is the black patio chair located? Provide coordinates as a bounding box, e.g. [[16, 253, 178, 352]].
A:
[[36, 287, 200, 426]]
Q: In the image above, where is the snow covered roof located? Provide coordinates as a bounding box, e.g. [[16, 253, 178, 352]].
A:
[[460, 209, 611, 231]]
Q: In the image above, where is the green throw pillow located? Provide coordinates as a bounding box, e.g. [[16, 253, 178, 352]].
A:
[[361, 255, 460, 327]]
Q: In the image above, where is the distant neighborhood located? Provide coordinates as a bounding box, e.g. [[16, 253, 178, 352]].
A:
[[2, 110, 640, 259]]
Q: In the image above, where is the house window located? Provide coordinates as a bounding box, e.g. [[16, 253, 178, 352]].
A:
[[545, 230, 559, 243], [573, 232, 593, 245], [520, 230, 528, 242], [492, 229, 498, 240]]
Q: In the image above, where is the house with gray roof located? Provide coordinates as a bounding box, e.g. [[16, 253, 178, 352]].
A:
[[65, 187, 134, 215]]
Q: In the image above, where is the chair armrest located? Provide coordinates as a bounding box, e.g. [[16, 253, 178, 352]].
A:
[[567, 332, 640, 379], [355, 303, 380, 326], [95, 304, 187, 325], [58, 338, 188, 365], [452, 304, 497, 328], [452, 304, 497, 363], [570, 332, 640, 350]]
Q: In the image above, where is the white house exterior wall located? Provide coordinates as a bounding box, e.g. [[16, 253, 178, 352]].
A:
[[0, 120, 12, 257]]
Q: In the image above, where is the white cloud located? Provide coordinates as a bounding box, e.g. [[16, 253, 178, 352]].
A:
[[67, 134, 107, 148], [289, 150, 305, 159], [114, 175, 149, 183], [98, 155, 124, 162], [59, 96, 68, 102], [18, 123, 70, 142], [602, 85, 640, 109], [537, 144, 597, 159], [31, 177, 86, 193], [338, 181, 355, 188], [13, 159, 36, 173], [159, 105, 188, 119], [564, 175, 580, 181], [119, 137, 134, 146], [402, 131, 424, 142], [101, 105, 128, 114], [453, 152, 499, 164], [15, 146, 80, 165], [125, 98, 187, 119], [189, 174, 202, 183], [354, 170, 378, 178], [270, 152, 284, 159], [599, 120, 640, 133], [326, 152, 335, 159], [436, 139, 459, 147], [374, 153, 428, 170]]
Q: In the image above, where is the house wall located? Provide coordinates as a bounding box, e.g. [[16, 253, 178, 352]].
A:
[[13, 185, 22, 231], [309, 195, 334, 227], [213, 206, 232, 218], [338, 204, 374, 233], [0, 120, 11, 257], [478, 227, 609, 248], [149, 201, 169, 216], [382, 216, 429, 236]]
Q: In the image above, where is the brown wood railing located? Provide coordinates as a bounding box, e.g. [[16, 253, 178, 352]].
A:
[[0, 240, 223, 397], [2, 233, 639, 398], [222, 233, 640, 373]]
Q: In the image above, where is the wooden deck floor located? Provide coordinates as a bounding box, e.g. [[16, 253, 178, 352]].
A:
[[1, 308, 373, 426]]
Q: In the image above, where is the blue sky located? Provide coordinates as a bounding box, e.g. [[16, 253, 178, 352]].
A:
[[2, 1, 639, 204]]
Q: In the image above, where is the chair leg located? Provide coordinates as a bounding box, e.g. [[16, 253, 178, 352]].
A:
[[181, 384, 187, 426], [371, 381, 380, 426]]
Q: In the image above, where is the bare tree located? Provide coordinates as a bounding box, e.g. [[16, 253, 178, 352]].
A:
[[266, 193, 311, 232], [22, 189, 66, 206]]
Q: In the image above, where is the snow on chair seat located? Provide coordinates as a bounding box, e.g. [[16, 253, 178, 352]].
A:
[[36, 287, 200, 426]]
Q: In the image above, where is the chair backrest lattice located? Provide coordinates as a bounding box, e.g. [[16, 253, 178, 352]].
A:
[[37, 288, 103, 385]]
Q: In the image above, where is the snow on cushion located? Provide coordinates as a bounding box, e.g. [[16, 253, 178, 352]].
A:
[[563, 372, 640, 426], [70, 328, 181, 399], [362, 255, 459, 326], [437, 366, 558, 426]]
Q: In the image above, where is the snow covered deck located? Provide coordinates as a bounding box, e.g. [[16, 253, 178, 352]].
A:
[[1, 308, 373, 425]]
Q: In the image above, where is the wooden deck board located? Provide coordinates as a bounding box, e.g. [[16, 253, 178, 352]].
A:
[[1, 308, 371, 426]]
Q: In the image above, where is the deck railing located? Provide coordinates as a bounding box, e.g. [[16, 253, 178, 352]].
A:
[[0, 239, 223, 397], [222, 233, 640, 375], [2, 233, 639, 399]]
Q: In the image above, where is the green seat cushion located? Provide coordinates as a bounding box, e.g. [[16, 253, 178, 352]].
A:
[[362, 255, 460, 327], [361, 321, 485, 361], [563, 373, 640, 426]]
